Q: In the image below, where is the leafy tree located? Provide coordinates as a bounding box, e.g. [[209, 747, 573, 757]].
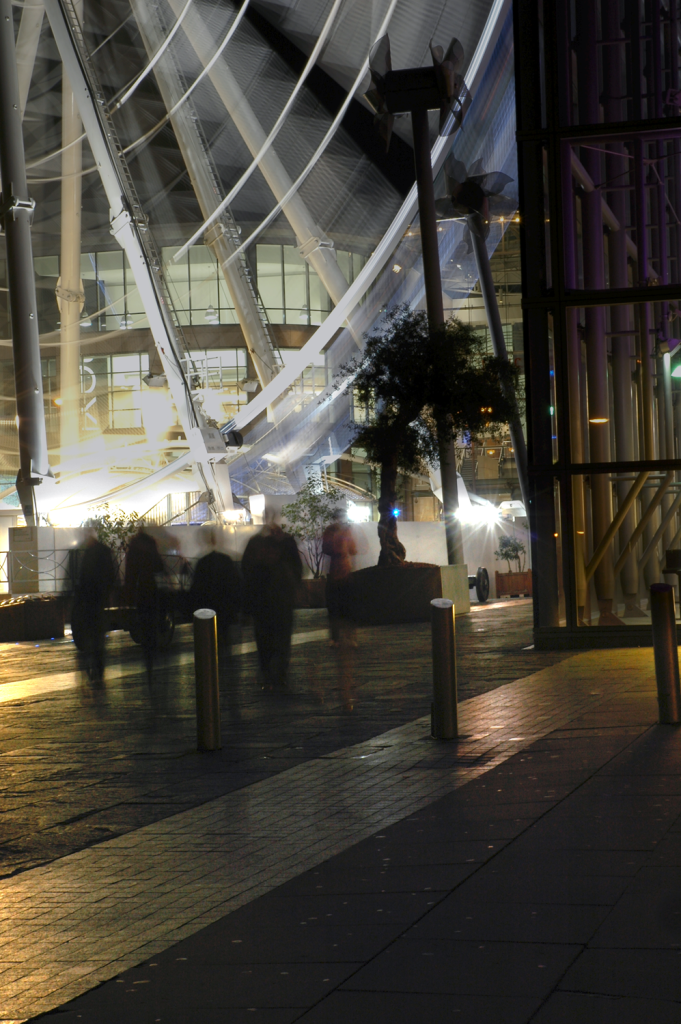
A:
[[281, 479, 344, 578], [339, 305, 520, 566], [494, 535, 526, 573], [89, 503, 141, 576]]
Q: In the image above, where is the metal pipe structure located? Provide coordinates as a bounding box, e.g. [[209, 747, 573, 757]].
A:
[[515, 0, 681, 643], [650, 583, 681, 724], [193, 608, 221, 751], [15, 0, 43, 120], [58, 0, 83, 454], [562, 136, 589, 620], [130, 0, 284, 396], [0, 0, 52, 524], [602, 2, 641, 615], [468, 211, 529, 512], [584, 470, 649, 583], [576, 3, 617, 624], [165, 0, 353, 315], [430, 598, 457, 739]]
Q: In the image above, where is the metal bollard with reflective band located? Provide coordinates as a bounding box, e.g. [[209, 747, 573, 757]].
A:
[[193, 608, 221, 750], [430, 598, 458, 739], [650, 584, 681, 725]]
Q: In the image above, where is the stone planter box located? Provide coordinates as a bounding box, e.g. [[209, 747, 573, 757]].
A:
[[341, 564, 470, 625], [0, 596, 65, 642], [296, 577, 327, 609], [495, 570, 532, 598]]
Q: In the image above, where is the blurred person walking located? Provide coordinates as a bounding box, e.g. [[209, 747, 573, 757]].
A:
[[71, 532, 116, 683], [242, 517, 302, 689], [125, 527, 165, 681], [322, 509, 357, 647], [322, 509, 358, 709], [189, 529, 241, 646]]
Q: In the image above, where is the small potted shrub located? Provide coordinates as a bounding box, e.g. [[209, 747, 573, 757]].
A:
[[281, 480, 344, 606], [494, 535, 532, 597]]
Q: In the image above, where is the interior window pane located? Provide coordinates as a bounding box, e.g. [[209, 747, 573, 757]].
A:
[[283, 245, 307, 324], [309, 268, 331, 325], [189, 245, 219, 326], [256, 244, 283, 322], [96, 251, 125, 331]]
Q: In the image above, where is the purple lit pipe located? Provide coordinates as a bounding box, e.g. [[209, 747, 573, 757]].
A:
[[576, 2, 616, 618], [602, 1, 640, 611]]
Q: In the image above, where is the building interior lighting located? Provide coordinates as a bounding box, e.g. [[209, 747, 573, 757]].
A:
[[392, 263, 402, 273], [456, 503, 501, 526], [589, 417, 608, 423], [204, 305, 219, 324], [347, 500, 371, 523], [298, 304, 309, 321]]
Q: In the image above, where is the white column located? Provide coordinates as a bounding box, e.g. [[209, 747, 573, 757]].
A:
[[58, 3, 83, 454]]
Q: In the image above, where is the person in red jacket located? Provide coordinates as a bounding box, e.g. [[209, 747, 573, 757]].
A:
[[322, 509, 357, 647]]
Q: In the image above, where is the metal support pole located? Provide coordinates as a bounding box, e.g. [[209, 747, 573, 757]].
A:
[[59, 0, 83, 454], [468, 212, 529, 511], [430, 597, 457, 739], [0, 0, 52, 525], [649, 583, 681, 724], [411, 106, 462, 565], [193, 608, 221, 750]]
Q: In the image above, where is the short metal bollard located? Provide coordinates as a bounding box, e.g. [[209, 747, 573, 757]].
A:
[[193, 608, 221, 750], [430, 598, 458, 739], [650, 583, 681, 725]]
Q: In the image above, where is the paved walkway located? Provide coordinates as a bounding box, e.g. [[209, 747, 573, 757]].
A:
[[0, 638, 678, 1020], [0, 600, 572, 879]]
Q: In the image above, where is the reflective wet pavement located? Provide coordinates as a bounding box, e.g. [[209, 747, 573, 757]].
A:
[[2, 602, 677, 1021]]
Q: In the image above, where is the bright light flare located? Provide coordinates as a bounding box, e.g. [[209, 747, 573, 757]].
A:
[[455, 504, 501, 527], [347, 501, 371, 523]]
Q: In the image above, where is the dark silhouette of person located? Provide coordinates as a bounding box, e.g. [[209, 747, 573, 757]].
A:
[[72, 532, 116, 683], [322, 510, 357, 646], [124, 528, 165, 680], [242, 519, 302, 688], [322, 510, 358, 710], [189, 530, 241, 645]]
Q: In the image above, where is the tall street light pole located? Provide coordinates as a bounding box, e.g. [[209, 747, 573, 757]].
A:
[[366, 37, 469, 564]]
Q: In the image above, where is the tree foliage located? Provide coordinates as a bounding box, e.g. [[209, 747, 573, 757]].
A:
[[494, 534, 526, 572], [89, 503, 141, 575], [337, 305, 521, 565], [281, 479, 344, 578]]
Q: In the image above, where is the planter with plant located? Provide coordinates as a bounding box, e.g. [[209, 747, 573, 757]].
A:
[[494, 535, 532, 597], [281, 480, 344, 606]]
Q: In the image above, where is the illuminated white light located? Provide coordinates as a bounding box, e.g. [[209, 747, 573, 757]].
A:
[[455, 504, 501, 527], [250, 494, 266, 518], [223, 508, 247, 523], [347, 500, 371, 523], [392, 263, 402, 273]]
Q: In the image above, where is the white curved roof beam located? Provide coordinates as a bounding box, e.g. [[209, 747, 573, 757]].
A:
[[172, 0, 343, 260], [225, 0, 510, 433], [130, 0, 284, 396], [15, 0, 42, 119], [165, 0, 353, 310]]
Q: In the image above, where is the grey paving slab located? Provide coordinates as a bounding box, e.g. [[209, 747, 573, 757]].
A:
[[297, 991, 541, 1024], [340, 937, 581, 998], [2, 645, 676, 1022], [530, 992, 681, 1024], [558, 947, 681, 1001]]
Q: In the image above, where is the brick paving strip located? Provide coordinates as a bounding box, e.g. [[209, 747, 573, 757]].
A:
[[0, 629, 331, 704], [0, 648, 659, 1021]]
